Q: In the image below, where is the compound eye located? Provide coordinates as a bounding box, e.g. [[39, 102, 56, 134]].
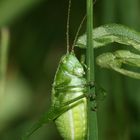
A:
[[73, 67, 85, 77]]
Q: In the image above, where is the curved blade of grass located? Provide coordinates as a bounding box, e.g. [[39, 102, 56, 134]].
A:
[[76, 24, 140, 52], [96, 50, 140, 79], [76, 24, 140, 79], [0, 28, 10, 100], [114, 50, 140, 67]]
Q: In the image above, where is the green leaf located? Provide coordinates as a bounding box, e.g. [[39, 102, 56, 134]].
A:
[[76, 23, 140, 51], [96, 50, 140, 79], [76, 24, 140, 79]]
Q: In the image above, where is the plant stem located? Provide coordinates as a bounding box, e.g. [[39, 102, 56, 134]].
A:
[[86, 0, 98, 140], [0, 27, 10, 99]]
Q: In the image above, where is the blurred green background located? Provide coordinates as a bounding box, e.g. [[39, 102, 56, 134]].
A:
[[0, 0, 140, 140]]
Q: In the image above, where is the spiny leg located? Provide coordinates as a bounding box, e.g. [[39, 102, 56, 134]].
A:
[[54, 82, 106, 112], [53, 81, 95, 91]]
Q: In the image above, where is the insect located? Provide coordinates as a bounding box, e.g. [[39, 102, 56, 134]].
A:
[[52, 52, 88, 140], [22, 0, 95, 140], [51, 1, 88, 139]]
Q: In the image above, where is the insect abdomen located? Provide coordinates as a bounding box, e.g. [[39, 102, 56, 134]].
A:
[[55, 98, 87, 140], [52, 53, 87, 140]]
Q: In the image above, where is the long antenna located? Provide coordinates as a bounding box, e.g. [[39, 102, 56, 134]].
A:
[[71, 0, 97, 51], [71, 15, 86, 51], [66, 0, 71, 54]]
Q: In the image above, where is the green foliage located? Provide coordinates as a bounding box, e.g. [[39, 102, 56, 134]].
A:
[[76, 24, 140, 79], [0, 28, 31, 136], [96, 50, 140, 79], [77, 24, 140, 51], [0, 28, 9, 96], [0, 0, 140, 140]]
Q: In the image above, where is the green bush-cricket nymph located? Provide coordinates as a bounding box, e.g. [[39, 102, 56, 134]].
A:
[[52, 52, 88, 140]]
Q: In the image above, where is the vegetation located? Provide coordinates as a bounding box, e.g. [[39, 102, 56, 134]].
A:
[[0, 0, 140, 140]]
